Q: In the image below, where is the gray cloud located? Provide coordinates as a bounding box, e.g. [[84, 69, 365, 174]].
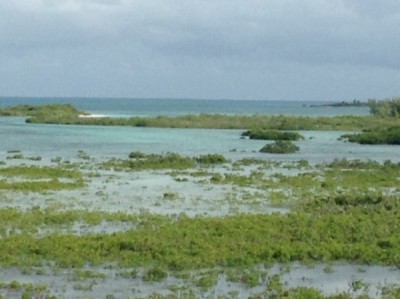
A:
[[1, 0, 400, 100]]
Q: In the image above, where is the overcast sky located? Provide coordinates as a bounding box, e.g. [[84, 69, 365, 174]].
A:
[[1, 0, 400, 101]]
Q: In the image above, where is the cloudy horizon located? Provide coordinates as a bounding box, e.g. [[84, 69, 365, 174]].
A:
[[1, 0, 400, 101]]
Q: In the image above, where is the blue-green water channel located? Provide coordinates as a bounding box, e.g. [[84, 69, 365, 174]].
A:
[[1, 117, 399, 164]]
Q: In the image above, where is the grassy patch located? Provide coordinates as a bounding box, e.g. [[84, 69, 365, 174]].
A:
[[0, 166, 84, 192], [0, 199, 399, 269], [260, 140, 300, 154], [103, 152, 230, 171], [341, 126, 400, 145], [242, 129, 304, 141], [104, 152, 195, 171], [4, 103, 400, 131]]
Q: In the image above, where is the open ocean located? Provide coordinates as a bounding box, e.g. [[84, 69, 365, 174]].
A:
[[1, 97, 398, 164], [0, 97, 370, 117]]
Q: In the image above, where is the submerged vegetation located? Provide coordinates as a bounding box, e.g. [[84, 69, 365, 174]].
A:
[[0, 152, 399, 297], [0, 157, 399, 271], [0, 195, 399, 269], [0, 165, 84, 191], [1, 99, 400, 297]]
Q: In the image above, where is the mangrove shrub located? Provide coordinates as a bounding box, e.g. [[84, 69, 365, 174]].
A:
[[260, 140, 300, 154], [241, 129, 304, 141]]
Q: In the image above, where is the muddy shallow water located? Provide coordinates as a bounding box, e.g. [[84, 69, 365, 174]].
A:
[[0, 166, 286, 217], [0, 263, 399, 299]]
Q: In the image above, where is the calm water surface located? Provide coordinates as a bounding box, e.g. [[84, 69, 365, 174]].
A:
[[0, 97, 370, 117], [1, 117, 399, 163], [1, 98, 399, 298]]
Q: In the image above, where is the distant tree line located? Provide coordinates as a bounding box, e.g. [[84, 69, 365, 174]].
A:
[[368, 97, 400, 117]]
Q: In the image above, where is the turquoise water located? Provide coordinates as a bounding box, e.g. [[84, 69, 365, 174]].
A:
[[1, 98, 400, 297], [1, 98, 398, 163], [0, 97, 369, 117], [1, 121, 399, 164]]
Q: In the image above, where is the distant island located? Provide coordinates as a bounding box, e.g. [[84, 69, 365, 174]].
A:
[[309, 100, 369, 108]]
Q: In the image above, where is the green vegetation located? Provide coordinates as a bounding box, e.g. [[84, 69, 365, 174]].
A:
[[260, 140, 300, 154], [3, 103, 400, 134], [143, 266, 168, 282], [211, 158, 400, 209], [29, 112, 400, 131], [369, 97, 400, 117], [106, 152, 195, 171], [71, 269, 107, 281], [195, 271, 218, 289], [0, 280, 56, 299], [5, 150, 42, 161], [141, 280, 400, 299], [0, 166, 84, 191], [105, 152, 228, 171], [0, 202, 398, 269], [128, 151, 147, 159], [242, 129, 304, 141], [1, 99, 400, 297], [341, 126, 400, 145], [226, 268, 261, 287], [0, 104, 82, 121], [194, 154, 228, 165], [313, 99, 369, 108], [0, 207, 169, 238], [0, 151, 399, 297], [1, 158, 400, 270]]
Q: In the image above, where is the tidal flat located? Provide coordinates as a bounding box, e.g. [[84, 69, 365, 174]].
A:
[[1, 101, 400, 298], [0, 147, 400, 298]]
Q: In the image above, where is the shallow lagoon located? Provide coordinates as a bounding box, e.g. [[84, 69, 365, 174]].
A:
[[0, 263, 399, 298], [1, 115, 400, 298], [1, 117, 399, 164]]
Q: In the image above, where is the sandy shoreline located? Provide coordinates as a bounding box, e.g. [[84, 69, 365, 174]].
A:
[[78, 113, 107, 118]]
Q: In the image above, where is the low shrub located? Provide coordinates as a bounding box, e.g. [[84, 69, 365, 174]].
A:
[[260, 140, 300, 154], [142, 267, 168, 282], [242, 129, 303, 141], [195, 154, 228, 165], [340, 126, 400, 145], [128, 151, 146, 159]]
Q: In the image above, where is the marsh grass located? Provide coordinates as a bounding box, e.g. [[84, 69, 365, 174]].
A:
[[103, 153, 195, 171], [0, 199, 399, 269], [0, 166, 84, 192], [103, 152, 230, 172], [13, 103, 400, 132], [1, 151, 400, 297], [143, 266, 168, 282], [0, 104, 81, 119], [6, 103, 400, 135], [207, 159, 400, 210], [195, 271, 218, 289], [226, 268, 262, 287], [137, 274, 400, 299], [0, 280, 54, 299], [70, 269, 107, 282]]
